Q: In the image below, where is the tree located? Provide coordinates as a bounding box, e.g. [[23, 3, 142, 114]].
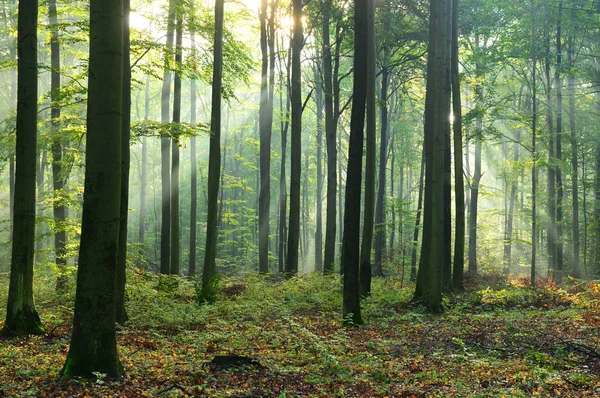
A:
[[201, 0, 224, 302], [170, 16, 183, 276], [160, 0, 176, 275], [259, 0, 273, 274], [531, 0, 538, 287], [342, 0, 367, 325], [116, 0, 131, 324], [451, 0, 465, 290], [48, 0, 68, 291], [286, 0, 303, 275], [414, 0, 451, 313], [60, 0, 124, 379], [2, 0, 45, 336], [189, 4, 198, 277], [359, 0, 376, 296]]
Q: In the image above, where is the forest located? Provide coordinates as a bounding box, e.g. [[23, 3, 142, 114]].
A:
[[1, 0, 600, 395]]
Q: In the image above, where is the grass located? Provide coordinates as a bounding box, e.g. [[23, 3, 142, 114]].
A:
[[0, 269, 599, 397]]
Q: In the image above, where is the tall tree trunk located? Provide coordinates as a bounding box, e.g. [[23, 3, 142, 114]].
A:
[[373, 68, 389, 276], [139, 76, 149, 266], [503, 125, 521, 274], [323, 0, 337, 274], [315, 60, 324, 273], [49, 0, 68, 290], [170, 17, 183, 276], [414, 0, 451, 313], [189, 25, 198, 277], [116, 0, 131, 324], [60, 0, 123, 378], [278, 57, 289, 273], [595, 94, 600, 273], [35, 150, 46, 265], [342, 0, 367, 325], [545, 28, 557, 279], [201, 0, 224, 302], [160, 0, 176, 275], [286, 0, 303, 275], [2, 0, 44, 336], [451, 0, 464, 290], [554, 0, 564, 281], [359, 0, 376, 296], [531, 0, 538, 287], [568, 34, 581, 277], [258, 0, 272, 273]]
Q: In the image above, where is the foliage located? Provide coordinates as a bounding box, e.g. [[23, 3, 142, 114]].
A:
[[1, 272, 600, 396]]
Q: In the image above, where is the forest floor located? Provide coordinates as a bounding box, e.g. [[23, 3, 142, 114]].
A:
[[1, 270, 600, 397]]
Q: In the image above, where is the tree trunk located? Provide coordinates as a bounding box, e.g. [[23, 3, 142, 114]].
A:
[[531, 0, 538, 287], [116, 0, 131, 324], [201, 0, 224, 302], [49, 0, 68, 290], [170, 17, 182, 276], [568, 34, 580, 277], [139, 75, 149, 267], [160, 0, 176, 275], [451, 0, 464, 290], [545, 29, 557, 279], [189, 32, 197, 277], [359, 0, 376, 296], [554, 0, 564, 281], [414, 0, 450, 313], [373, 68, 389, 277], [278, 59, 289, 273], [410, 148, 425, 281], [468, 86, 482, 275], [322, 0, 337, 274], [315, 60, 324, 273], [342, 0, 367, 325], [2, 0, 44, 336], [60, 0, 123, 378], [258, 0, 272, 274], [286, 0, 303, 275]]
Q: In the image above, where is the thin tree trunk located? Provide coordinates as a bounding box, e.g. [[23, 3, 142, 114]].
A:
[[286, 0, 303, 275], [568, 33, 581, 277], [116, 0, 131, 324], [160, 0, 176, 275], [189, 31, 197, 277], [170, 17, 182, 276], [201, 0, 224, 302], [342, 0, 367, 325], [468, 83, 482, 275], [545, 28, 557, 279], [531, 0, 538, 287], [315, 60, 324, 273], [139, 76, 149, 266], [451, 0, 464, 290], [359, 0, 376, 296], [554, 0, 564, 281], [373, 68, 389, 277]]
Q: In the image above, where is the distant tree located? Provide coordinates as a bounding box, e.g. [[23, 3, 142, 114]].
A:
[[60, 0, 124, 378], [200, 0, 224, 302], [286, 0, 304, 275], [2, 0, 45, 336], [170, 16, 183, 276], [160, 0, 176, 275], [189, 3, 198, 277], [342, 0, 367, 325], [48, 0, 68, 292], [259, 0, 274, 274]]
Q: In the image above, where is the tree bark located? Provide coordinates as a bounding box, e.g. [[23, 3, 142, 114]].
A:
[[60, 0, 123, 378], [286, 0, 303, 275], [451, 0, 464, 290], [359, 0, 376, 296], [170, 17, 183, 276], [554, 0, 564, 281], [116, 0, 131, 324], [315, 59, 324, 273], [568, 33, 581, 277], [2, 0, 45, 336], [160, 0, 176, 275], [411, 148, 425, 281], [201, 0, 224, 302]]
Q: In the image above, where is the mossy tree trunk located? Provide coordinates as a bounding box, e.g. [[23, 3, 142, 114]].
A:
[[2, 0, 44, 336], [60, 0, 124, 379]]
